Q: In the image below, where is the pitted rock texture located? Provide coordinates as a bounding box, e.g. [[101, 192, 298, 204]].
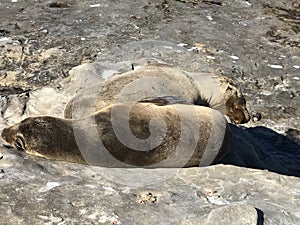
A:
[[0, 148, 299, 225], [0, 0, 299, 133], [0, 0, 299, 224]]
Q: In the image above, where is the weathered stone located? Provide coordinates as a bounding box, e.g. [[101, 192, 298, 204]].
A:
[[205, 204, 258, 225], [0, 0, 299, 224], [0, 147, 299, 224], [0, 0, 299, 130]]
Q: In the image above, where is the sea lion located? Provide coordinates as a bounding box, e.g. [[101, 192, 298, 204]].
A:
[[1, 102, 231, 167], [64, 63, 250, 124]]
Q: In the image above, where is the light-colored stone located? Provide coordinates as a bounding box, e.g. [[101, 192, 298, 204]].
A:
[[0, 148, 299, 224], [205, 204, 258, 225], [0, 0, 299, 224]]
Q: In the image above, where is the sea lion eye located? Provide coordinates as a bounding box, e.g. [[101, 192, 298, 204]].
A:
[[15, 137, 25, 151]]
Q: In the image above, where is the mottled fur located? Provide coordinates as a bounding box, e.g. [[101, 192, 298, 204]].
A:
[[1, 103, 231, 167], [64, 64, 250, 124]]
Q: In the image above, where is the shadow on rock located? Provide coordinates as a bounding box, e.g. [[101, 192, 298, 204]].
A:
[[220, 125, 300, 177], [256, 208, 264, 225]]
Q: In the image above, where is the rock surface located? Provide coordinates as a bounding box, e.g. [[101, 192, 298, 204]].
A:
[[0, 0, 299, 133], [0, 148, 299, 225], [0, 0, 300, 224]]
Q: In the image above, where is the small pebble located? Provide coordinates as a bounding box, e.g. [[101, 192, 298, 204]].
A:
[[245, 1, 251, 6], [177, 43, 188, 47], [163, 46, 173, 50], [206, 55, 215, 59], [230, 55, 239, 60], [90, 4, 101, 8], [206, 15, 213, 21], [268, 64, 283, 69], [252, 112, 262, 122]]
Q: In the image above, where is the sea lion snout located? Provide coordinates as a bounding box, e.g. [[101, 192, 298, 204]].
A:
[[1, 126, 26, 152], [0, 117, 85, 163], [1, 127, 14, 146]]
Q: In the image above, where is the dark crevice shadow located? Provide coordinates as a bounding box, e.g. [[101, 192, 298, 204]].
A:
[[255, 208, 264, 225], [219, 125, 300, 177]]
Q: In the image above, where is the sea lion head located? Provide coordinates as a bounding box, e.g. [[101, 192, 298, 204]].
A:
[[225, 91, 250, 124], [220, 78, 251, 124], [1, 116, 84, 163]]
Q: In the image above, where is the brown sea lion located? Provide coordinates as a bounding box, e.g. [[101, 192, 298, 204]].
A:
[[1, 103, 231, 167], [64, 63, 250, 124]]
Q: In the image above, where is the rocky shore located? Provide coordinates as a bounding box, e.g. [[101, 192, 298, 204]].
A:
[[0, 0, 299, 224]]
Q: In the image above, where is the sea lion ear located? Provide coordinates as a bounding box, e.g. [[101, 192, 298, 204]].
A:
[[139, 96, 188, 106]]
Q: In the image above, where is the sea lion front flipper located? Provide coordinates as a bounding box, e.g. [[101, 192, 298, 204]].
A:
[[138, 96, 189, 106]]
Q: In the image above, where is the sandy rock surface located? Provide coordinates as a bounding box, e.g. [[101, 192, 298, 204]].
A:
[[0, 0, 299, 224]]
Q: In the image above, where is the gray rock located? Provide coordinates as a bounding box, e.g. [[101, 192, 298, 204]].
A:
[[0, 0, 299, 131], [0, 0, 300, 224], [205, 204, 258, 225], [0, 147, 299, 224]]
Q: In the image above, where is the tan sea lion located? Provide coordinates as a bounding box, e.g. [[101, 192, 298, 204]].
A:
[[64, 63, 250, 124], [1, 102, 231, 167]]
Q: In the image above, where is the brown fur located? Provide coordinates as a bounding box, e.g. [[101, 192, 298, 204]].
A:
[[64, 64, 250, 124], [219, 77, 250, 124], [1, 103, 231, 167]]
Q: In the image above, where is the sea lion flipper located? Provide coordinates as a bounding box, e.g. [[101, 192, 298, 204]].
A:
[[138, 96, 188, 106]]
